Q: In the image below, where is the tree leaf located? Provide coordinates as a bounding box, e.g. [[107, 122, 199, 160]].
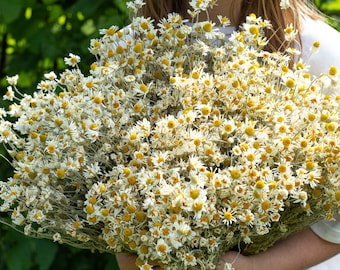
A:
[[5, 233, 33, 270], [0, 0, 23, 24], [34, 239, 58, 270]]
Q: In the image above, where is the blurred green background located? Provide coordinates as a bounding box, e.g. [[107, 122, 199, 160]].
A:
[[0, 0, 340, 269]]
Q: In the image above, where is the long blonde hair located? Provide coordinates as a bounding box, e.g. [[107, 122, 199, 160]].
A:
[[139, 0, 323, 52]]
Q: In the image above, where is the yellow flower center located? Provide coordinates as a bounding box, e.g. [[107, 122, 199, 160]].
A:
[[203, 22, 213, 33], [190, 189, 200, 199], [224, 211, 233, 221]]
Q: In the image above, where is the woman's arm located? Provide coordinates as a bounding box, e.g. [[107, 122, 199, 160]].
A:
[[115, 253, 139, 270], [116, 228, 340, 270], [115, 253, 160, 270], [218, 227, 340, 270]]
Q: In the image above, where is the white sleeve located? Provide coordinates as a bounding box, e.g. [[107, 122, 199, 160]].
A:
[[310, 215, 340, 244], [301, 18, 340, 95], [301, 19, 340, 243]]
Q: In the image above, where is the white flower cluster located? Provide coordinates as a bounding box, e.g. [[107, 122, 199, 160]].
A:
[[1, 0, 340, 269]]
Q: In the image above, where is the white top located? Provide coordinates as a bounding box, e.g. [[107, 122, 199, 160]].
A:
[[301, 17, 340, 95], [310, 214, 340, 243]]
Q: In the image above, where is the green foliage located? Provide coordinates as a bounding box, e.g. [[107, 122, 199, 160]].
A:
[[315, 0, 340, 11], [0, 222, 120, 270], [0, 225, 57, 270], [314, 0, 340, 30], [0, 0, 129, 92]]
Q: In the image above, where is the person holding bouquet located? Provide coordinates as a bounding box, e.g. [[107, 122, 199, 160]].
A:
[[117, 0, 340, 269], [1, 0, 340, 269]]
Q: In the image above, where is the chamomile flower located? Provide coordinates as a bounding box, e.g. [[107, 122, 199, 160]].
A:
[[222, 209, 237, 225], [64, 53, 81, 67], [280, 0, 291, 9], [217, 15, 231, 27], [3, 86, 14, 101], [284, 23, 298, 42], [188, 0, 214, 12], [6, 75, 19, 86], [155, 238, 171, 256], [311, 41, 321, 54], [44, 71, 57, 80], [126, 0, 145, 15]]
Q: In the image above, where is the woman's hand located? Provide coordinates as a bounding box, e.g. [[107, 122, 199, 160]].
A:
[[115, 253, 162, 270], [115, 253, 138, 270], [116, 251, 254, 270], [216, 251, 254, 270], [116, 228, 340, 270], [217, 228, 340, 270]]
